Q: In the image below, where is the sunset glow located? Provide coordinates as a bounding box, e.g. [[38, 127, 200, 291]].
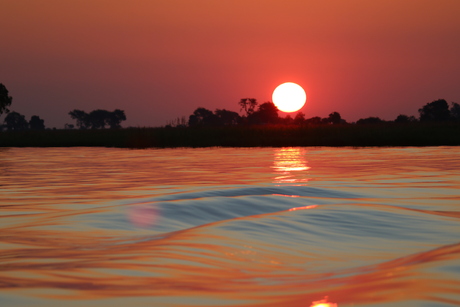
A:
[[1, 1, 459, 127], [310, 296, 338, 307], [272, 82, 307, 113]]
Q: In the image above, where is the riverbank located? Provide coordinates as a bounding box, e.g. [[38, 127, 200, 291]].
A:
[[1, 123, 460, 148]]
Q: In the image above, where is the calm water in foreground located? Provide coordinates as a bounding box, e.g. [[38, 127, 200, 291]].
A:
[[1, 147, 459, 307]]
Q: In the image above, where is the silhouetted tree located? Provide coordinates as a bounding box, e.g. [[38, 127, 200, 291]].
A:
[[357, 117, 383, 125], [328, 112, 342, 124], [188, 107, 217, 127], [0, 83, 12, 116], [282, 114, 294, 125], [394, 114, 417, 123], [214, 109, 240, 126], [305, 116, 322, 125], [248, 101, 279, 124], [29, 115, 45, 130], [88, 109, 109, 129], [259, 101, 279, 124], [4, 111, 28, 131], [106, 109, 126, 129], [69, 109, 90, 129], [450, 102, 460, 121], [238, 98, 258, 116], [395, 114, 409, 123], [293, 112, 305, 125], [419, 99, 450, 122], [69, 109, 126, 129]]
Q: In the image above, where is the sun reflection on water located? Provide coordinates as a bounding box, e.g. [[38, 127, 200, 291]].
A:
[[310, 296, 338, 307], [272, 147, 310, 184]]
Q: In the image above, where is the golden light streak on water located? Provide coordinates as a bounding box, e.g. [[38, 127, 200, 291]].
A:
[[310, 296, 338, 307], [273, 147, 310, 183]]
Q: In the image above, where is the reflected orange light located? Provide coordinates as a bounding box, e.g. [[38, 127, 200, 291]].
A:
[[273, 148, 310, 184], [288, 205, 318, 211], [310, 296, 338, 307]]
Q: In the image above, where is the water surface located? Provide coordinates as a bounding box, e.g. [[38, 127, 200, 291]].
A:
[[1, 147, 459, 306]]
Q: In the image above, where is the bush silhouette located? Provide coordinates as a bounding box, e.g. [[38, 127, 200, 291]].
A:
[[29, 115, 45, 130], [419, 99, 450, 122], [0, 83, 12, 116], [4, 111, 28, 131], [69, 109, 126, 129]]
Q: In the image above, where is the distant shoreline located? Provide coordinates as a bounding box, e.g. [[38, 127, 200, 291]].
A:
[[1, 123, 460, 148]]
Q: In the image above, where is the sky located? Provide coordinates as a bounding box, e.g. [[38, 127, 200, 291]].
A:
[[1, 0, 460, 128]]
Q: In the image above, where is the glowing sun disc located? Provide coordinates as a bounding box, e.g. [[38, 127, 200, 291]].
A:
[[272, 82, 307, 112]]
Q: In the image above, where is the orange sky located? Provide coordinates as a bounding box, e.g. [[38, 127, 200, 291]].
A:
[[1, 0, 460, 127]]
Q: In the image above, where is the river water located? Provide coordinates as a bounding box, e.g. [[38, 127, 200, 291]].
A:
[[0, 147, 459, 307]]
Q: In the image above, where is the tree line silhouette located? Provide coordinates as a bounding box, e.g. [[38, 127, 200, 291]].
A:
[[0, 83, 45, 131], [1, 82, 459, 131], [68, 109, 126, 129], [169, 98, 460, 128], [0, 83, 126, 131]]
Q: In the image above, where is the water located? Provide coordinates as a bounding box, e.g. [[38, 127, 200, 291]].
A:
[[1, 147, 459, 307]]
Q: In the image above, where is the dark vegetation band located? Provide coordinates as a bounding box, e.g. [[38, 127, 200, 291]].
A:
[[1, 83, 459, 147]]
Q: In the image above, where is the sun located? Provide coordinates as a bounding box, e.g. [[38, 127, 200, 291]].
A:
[[272, 82, 307, 112]]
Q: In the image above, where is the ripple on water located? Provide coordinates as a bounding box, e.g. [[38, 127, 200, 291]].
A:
[[0, 147, 459, 307]]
